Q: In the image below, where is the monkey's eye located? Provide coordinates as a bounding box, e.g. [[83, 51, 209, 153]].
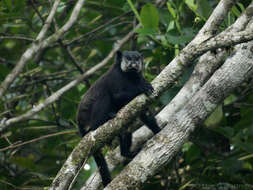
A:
[[126, 56, 131, 61]]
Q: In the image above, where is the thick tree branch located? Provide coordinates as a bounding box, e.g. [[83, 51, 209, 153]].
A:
[[82, 3, 253, 188], [0, 0, 236, 130], [1, 29, 251, 133], [191, 0, 235, 43], [104, 40, 253, 190], [47, 23, 253, 190]]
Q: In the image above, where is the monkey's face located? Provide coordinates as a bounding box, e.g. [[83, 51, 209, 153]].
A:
[[120, 51, 144, 73]]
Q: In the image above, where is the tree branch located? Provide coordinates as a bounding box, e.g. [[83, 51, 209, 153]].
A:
[[47, 21, 253, 190], [0, 130, 75, 152], [0, 35, 34, 42], [0, 0, 86, 98], [81, 2, 253, 188], [1, 28, 252, 133], [104, 40, 253, 190], [0, 28, 138, 133]]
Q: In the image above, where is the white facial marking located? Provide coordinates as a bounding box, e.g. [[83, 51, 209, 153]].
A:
[[121, 54, 144, 73], [137, 59, 143, 72], [121, 58, 129, 72]]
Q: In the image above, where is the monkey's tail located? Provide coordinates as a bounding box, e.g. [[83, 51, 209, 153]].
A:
[[93, 150, 111, 187]]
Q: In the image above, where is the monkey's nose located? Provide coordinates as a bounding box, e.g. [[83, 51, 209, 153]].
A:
[[132, 63, 137, 68]]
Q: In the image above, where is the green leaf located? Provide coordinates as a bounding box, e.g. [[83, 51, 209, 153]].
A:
[[215, 127, 234, 138], [165, 27, 195, 45], [167, 2, 176, 18], [185, 0, 197, 12], [135, 28, 157, 35], [231, 5, 241, 17], [236, 2, 245, 11], [166, 33, 192, 45], [4, 0, 13, 11], [205, 105, 223, 127], [196, 0, 211, 19], [236, 141, 253, 154], [0, 64, 10, 81], [220, 157, 243, 174], [13, 0, 25, 12], [185, 143, 201, 164], [224, 94, 237, 105], [9, 155, 36, 170], [140, 3, 159, 29], [185, 0, 208, 21]]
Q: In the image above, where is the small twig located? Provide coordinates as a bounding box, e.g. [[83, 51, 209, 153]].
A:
[[86, 170, 100, 189], [0, 35, 34, 42], [0, 57, 15, 66], [9, 76, 71, 91], [58, 40, 84, 74], [30, 0, 45, 23], [0, 179, 39, 190], [44, 83, 60, 125], [0, 0, 85, 97], [36, 0, 60, 41], [0, 130, 75, 152], [0, 25, 138, 132], [68, 157, 89, 190], [66, 11, 132, 46]]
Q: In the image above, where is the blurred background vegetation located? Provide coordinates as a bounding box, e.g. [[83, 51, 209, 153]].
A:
[[0, 0, 253, 189]]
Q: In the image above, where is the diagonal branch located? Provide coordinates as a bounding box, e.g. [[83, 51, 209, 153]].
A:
[[0, 35, 34, 41], [104, 39, 253, 190], [47, 25, 253, 190], [191, 0, 235, 43], [83, 1, 250, 188], [86, 6, 253, 189], [0, 28, 138, 133], [1, 28, 252, 133], [36, 0, 60, 41]]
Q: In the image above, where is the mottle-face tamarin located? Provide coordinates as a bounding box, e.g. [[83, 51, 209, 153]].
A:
[[77, 51, 160, 187]]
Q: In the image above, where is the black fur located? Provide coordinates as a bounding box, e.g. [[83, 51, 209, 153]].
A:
[[77, 51, 160, 187]]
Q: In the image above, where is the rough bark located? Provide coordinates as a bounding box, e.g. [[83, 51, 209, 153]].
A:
[[47, 18, 253, 190], [104, 40, 253, 190], [82, 0, 253, 188]]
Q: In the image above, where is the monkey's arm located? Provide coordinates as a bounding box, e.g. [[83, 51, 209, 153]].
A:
[[112, 82, 153, 104], [140, 108, 160, 134], [93, 150, 111, 187], [140, 79, 154, 95]]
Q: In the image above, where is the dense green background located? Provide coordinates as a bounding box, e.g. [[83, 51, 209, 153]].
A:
[[0, 0, 252, 189]]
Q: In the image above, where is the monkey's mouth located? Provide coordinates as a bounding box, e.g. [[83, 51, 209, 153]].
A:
[[128, 67, 139, 72], [129, 64, 140, 71]]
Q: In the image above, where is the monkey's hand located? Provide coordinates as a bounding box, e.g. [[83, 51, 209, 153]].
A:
[[108, 112, 117, 119], [142, 82, 154, 95]]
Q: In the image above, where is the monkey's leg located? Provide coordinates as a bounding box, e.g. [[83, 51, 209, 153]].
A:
[[140, 108, 161, 134], [93, 150, 111, 187], [119, 132, 141, 159]]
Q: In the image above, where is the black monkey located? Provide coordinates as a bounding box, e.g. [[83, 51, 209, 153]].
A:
[[77, 50, 160, 187]]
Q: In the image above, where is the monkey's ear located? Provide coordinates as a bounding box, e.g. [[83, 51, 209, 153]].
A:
[[116, 51, 122, 59], [115, 51, 122, 65]]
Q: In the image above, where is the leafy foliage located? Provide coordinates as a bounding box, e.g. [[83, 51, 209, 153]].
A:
[[0, 0, 252, 189]]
